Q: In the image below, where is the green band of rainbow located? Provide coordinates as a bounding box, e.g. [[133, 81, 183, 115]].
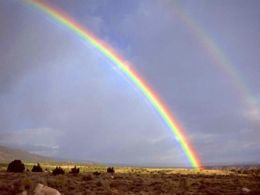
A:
[[26, 0, 202, 168]]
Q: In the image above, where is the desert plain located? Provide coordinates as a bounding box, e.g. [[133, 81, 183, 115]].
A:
[[0, 163, 260, 194]]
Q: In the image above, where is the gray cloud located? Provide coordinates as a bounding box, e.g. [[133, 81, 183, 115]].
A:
[[0, 0, 259, 166], [0, 128, 62, 156]]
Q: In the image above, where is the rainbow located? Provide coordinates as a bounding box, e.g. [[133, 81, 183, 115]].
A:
[[169, 2, 259, 115], [26, 0, 202, 168]]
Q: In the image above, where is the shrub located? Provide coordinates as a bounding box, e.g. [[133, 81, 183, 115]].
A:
[[69, 166, 80, 175], [7, 160, 25, 173], [52, 166, 65, 175], [93, 171, 101, 176], [107, 167, 115, 174], [32, 163, 43, 172]]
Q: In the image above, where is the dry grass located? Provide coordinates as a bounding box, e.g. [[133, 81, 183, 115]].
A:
[[0, 163, 260, 194]]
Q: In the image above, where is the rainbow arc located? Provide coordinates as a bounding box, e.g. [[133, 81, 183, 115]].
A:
[[26, 0, 202, 168]]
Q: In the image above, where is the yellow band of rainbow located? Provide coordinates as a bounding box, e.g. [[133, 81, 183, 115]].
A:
[[26, 0, 202, 168]]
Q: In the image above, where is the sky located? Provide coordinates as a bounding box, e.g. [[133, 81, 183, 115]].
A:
[[0, 0, 259, 166]]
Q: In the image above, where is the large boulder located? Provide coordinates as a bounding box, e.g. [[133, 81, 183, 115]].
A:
[[34, 183, 61, 195]]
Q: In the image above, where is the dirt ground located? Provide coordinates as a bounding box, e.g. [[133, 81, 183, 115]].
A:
[[0, 167, 260, 194]]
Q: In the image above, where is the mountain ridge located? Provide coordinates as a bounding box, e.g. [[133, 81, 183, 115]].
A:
[[0, 145, 53, 163]]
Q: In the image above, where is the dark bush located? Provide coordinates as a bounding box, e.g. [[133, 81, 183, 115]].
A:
[[69, 166, 80, 175], [93, 171, 101, 176], [32, 163, 43, 172], [52, 166, 65, 175], [107, 167, 115, 174], [7, 160, 25, 173]]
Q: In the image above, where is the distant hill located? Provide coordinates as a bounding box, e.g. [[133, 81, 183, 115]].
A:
[[0, 145, 53, 163]]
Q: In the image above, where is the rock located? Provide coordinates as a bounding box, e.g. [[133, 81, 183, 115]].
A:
[[242, 187, 250, 193], [34, 183, 61, 195]]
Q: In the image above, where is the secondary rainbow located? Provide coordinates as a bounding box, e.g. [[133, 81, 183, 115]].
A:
[[168, 2, 259, 115], [26, 0, 202, 168]]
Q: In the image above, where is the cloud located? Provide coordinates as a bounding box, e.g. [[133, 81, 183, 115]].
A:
[[0, 128, 62, 156], [244, 97, 260, 122], [190, 128, 260, 164]]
